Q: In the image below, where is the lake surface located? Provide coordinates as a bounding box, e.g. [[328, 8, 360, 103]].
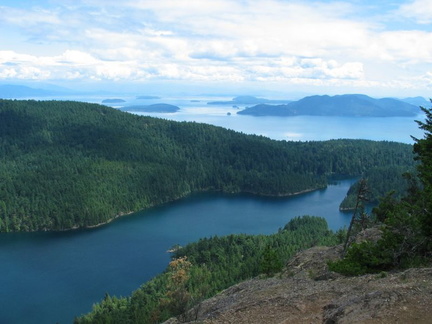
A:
[[0, 180, 355, 324], [0, 94, 424, 323]]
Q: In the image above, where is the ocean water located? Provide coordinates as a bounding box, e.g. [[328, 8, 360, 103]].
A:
[[95, 95, 424, 143]]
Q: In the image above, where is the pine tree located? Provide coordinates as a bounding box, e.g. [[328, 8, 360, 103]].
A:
[[412, 103, 432, 241]]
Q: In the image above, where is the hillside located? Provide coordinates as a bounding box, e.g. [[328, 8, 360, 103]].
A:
[[238, 94, 420, 117], [168, 245, 431, 324], [0, 99, 415, 232], [77, 103, 431, 324], [75, 216, 344, 323]]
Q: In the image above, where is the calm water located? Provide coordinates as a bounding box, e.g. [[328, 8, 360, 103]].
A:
[[0, 94, 423, 323], [0, 180, 355, 324], [64, 94, 424, 143]]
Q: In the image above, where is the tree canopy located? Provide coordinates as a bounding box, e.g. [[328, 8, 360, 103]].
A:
[[330, 102, 432, 275], [0, 99, 415, 231]]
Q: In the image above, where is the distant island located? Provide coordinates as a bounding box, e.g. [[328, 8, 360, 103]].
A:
[[207, 95, 292, 105], [137, 95, 161, 100], [238, 94, 420, 117], [102, 98, 126, 104], [120, 103, 180, 112], [399, 96, 430, 107], [0, 84, 62, 98]]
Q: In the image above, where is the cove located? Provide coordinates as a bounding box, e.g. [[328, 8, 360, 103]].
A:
[[0, 179, 355, 324]]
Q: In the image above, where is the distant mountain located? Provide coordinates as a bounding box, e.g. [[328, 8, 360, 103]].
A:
[[399, 96, 430, 107], [120, 103, 180, 112], [238, 94, 420, 117], [0, 84, 61, 98], [208, 95, 291, 105]]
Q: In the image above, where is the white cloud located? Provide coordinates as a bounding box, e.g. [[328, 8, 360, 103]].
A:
[[0, 6, 61, 26], [376, 31, 432, 63], [0, 0, 431, 96], [398, 0, 432, 24]]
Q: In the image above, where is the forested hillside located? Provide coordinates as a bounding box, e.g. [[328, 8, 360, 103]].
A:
[[339, 165, 416, 210], [330, 104, 432, 275], [0, 99, 414, 232], [75, 103, 432, 324], [75, 216, 342, 323]]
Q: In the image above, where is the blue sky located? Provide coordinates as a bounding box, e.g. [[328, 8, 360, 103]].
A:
[[0, 0, 431, 97]]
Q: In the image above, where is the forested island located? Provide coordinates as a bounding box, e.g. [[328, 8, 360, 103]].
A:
[[238, 94, 420, 117], [0, 99, 415, 232]]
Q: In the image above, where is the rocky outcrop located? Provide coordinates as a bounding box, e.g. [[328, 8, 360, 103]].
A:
[[165, 245, 432, 324]]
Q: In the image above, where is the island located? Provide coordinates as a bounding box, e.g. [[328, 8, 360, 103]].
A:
[[119, 103, 180, 113], [237, 94, 420, 117], [101, 98, 126, 104]]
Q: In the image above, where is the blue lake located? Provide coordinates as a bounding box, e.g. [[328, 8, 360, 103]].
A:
[[0, 180, 355, 324], [0, 94, 424, 323]]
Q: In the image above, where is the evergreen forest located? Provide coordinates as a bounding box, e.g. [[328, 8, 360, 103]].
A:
[[75, 103, 432, 324], [0, 99, 415, 232], [329, 104, 432, 275], [75, 216, 343, 323]]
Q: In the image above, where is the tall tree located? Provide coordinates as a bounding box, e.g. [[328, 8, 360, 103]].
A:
[[412, 102, 432, 241]]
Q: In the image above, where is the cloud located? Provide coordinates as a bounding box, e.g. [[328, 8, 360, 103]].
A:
[[0, 0, 431, 96], [375, 31, 432, 63], [398, 0, 432, 24]]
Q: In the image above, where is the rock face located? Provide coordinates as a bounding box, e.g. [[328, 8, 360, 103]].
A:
[[165, 245, 432, 324]]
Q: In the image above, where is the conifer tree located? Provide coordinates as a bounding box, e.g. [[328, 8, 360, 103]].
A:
[[412, 103, 432, 242]]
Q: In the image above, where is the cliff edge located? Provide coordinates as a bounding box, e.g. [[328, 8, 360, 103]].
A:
[[166, 245, 432, 323]]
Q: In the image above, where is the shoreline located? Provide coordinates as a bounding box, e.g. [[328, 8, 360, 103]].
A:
[[69, 186, 329, 231], [13, 184, 333, 233]]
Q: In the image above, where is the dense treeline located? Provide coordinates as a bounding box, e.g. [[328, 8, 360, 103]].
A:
[[339, 165, 416, 210], [0, 99, 414, 231], [75, 216, 343, 323], [330, 104, 432, 275]]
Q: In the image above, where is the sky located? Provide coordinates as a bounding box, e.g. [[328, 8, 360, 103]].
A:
[[0, 0, 432, 97]]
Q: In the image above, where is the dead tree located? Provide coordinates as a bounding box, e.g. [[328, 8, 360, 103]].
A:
[[343, 178, 370, 255]]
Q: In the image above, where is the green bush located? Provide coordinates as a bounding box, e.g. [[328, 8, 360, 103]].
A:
[[328, 240, 393, 276]]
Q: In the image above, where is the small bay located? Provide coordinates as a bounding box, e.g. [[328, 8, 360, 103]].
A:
[[0, 179, 354, 324]]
